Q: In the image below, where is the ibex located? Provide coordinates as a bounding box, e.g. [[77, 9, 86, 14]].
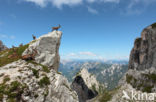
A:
[[32, 34, 36, 40], [22, 49, 38, 61], [52, 24, 61, 31]]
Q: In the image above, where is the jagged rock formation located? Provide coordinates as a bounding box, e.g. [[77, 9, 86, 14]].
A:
[[0, 40, 7, 51], [125, 23, 156, 93], [71, 68, 104, 102], [0, 31, 78, 102], [107, 23, 156, 102], [129, 23, 156, 70], [23, 31, 62, 71]]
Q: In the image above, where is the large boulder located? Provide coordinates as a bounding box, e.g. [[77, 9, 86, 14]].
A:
[[23, 31, 62, 71]]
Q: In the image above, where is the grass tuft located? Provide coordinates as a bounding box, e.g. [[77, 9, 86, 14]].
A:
[[0, 44, 29, 67], [38, 76, 50, 87]]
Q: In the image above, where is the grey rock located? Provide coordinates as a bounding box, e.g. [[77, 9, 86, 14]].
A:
[[23, 31, 62, 71], [129, 23, 156, 70], [71, 68, 104, 102], [71, 76, 98, 102]]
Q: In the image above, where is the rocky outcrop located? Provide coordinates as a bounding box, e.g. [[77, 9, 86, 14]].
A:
[[0, 60, 78, 102], [0, 31, 78, 102], [129, 23, 156, 70], [71, 68, 104, 102], [108, 23, 156, 102], [0, 40, 7, 52], [23, 31, 62, 71], [125, 23, 156, 93]]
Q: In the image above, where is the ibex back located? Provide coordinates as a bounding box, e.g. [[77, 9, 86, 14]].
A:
[[52, 24, 61, 31]]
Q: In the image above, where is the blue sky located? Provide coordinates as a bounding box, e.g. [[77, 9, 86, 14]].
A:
[[0, 0, 156, 60]]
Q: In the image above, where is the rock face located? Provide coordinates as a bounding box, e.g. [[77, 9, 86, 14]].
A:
[[0, 31, 78, 102], [0, 40, 7, 51], [129, 23, 156, 70], [71, 68, 104, 102], [109, 23, 156, 102], [23, 31, 62, 71], [125, 23, 156, 93], [71, 76, 98, 102]]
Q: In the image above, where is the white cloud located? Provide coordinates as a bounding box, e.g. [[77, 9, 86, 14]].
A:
[[122, 0, 156, 15], [0, 34, 15, 39], [87, 6, 98, 14], [67, 53, 77, 57], [102, 0, 120, 3], [50, 0, 82, 8], [87, 0, 120, 3], [21, 0, 156, 15], [23, 0, 120, 8], [23, 0, 82, 8], [61, 52, 129, 60], [79, 51, 97, 56], [24, 0, 46, 7], [63, 51, 98, 59]]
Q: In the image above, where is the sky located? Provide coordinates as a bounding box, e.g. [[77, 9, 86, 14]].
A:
[[0, 0, 156, 61]]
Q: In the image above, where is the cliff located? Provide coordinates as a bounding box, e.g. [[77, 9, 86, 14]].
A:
[[129, 23, 156, 70], [23, 31, 61, 71], [107, 23, 156, 102], [0, 31, 78, 102]]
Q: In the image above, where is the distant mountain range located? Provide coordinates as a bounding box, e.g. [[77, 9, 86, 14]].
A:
[[59, 59, 128, 90]]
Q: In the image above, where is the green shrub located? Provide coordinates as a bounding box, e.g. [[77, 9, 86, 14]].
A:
[[92, 84, 97, 92], [3, 76, 10, 83], [38, 76, 50, 87], [27, 61, 50, 73], [99, 91, 112, 102], [142, 73, 156, 82], [0, 44, 29, 67], [126, 74, 133, 84], [31, 68, 39, 78], [41, 65, 50, 73], [142, 85, 153, 93], [0, 81, 27, 101]]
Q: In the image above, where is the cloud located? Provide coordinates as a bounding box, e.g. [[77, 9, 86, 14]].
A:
[[79, 52, 97, 56], [23, 0, 120, 8], [67, 53, 77, 57], [87, 0, 120, 3], [21, 0, 156, 15], [63, 51, 98, 59], [24, 0, 82, 8], [50, 0, 83, 8], [24, 0, 46, 7], [87, 6, 98, 14], [0, 34, 15, 39], [62, 51, 129, 60], [102, 0, 120, 3], [122, 0, 156, 15]]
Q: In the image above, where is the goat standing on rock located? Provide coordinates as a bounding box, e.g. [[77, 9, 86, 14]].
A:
[[52, 24, 61, 31], [32, 34, 36, 40], [22, 49, 38, 61]]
